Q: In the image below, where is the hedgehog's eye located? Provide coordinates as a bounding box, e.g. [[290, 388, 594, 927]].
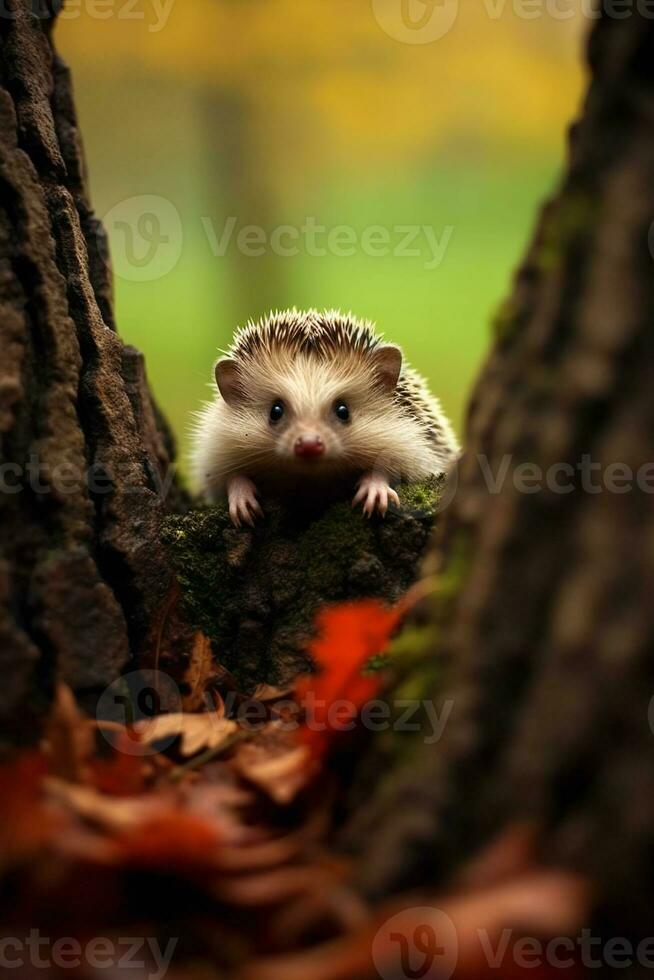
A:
[[269, 400, 285, 423], [334, 401, 350, 423]]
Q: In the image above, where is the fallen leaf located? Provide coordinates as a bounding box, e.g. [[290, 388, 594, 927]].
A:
[[215, 864, 348, 907], [87, 735, 153, 796], [251, 683, 294, 702], [231, 726, 314, 804], [182, 632, 216, 710], [136, 711, 239, 757], [0, 754, 59, 870], [237, 826, 591, 980], [295, 600, 400, 757], [43, 682, 94, 782], [116, 811, 222, 872], [212, 827, 316, 873], [45, 777, 161, 832]]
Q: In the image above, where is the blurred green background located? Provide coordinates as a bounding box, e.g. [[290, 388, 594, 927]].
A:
[[57, 0, 586, 478]]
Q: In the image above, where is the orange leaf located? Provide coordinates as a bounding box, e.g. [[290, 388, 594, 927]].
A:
[[115, 811, 222, 872], [87, 736, 151, 796], [0, 753, 59, 868], [295, 600, 400, 758]]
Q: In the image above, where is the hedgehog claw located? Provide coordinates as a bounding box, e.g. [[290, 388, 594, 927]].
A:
[[227, 475, 262, 529], [353, 472, 399, 519]]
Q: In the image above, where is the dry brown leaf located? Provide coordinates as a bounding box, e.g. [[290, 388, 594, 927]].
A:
[[267, 885, 370, 952], [182, 632, 216, 710], [251, 683, 294, 702], [213, 827, 313, 873], [231, 728, 314, 804], [215, 864, 346, 906], [43, 683, 94, 782], [45, 777, 162, 832], [136, 711, 239, 757], [237, 828, 591, 980]]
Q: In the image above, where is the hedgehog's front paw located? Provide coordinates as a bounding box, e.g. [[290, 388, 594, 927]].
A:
[[226, 475, 263, 528], [352, 472, 400, 518]]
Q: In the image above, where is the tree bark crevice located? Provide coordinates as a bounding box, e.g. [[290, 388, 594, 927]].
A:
[[0, 5, 181, 735]]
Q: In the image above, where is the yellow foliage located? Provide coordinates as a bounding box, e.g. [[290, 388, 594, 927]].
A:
[[58, 0, 586, 173]]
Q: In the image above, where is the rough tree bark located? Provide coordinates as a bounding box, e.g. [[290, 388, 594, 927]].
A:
[[0, 1, 183, 737], [347, 8, 654, 947]]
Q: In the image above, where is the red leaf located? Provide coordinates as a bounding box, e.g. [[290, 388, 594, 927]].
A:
[[115, 811, 222, 872], [295, 600, 400, 757], [87, 738, 150, 796], [0, 753, 59, 868]]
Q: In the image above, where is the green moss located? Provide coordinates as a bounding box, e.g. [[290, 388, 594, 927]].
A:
[[387, 623, 439, 664], [369, 532, 472, 753], [397, 476, 442, 514], [437, 529, 473, 607], [383, 624, 440, 700], [364, 653, 391, 674], [350, 622, 445, 784], [492, 297, 521, 343], [161, 505, 234, 643], [298, 501, 374, 594], [534, 189, 597, 272]]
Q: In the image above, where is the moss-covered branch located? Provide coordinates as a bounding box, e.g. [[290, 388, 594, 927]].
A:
[[163, 479, 443, 691]]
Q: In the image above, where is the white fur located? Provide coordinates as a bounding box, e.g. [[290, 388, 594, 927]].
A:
[[190, 344, 456, 502]]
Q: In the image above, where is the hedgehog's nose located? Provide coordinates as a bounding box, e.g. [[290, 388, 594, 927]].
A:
[[294, 434, 325, 458]]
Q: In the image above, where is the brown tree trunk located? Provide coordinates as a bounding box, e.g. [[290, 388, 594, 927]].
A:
[[0, 1, 183, 737], [348, 8, 654, 944]]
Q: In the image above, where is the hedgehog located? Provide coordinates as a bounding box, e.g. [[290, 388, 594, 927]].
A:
[[190, 309, 459, 527]]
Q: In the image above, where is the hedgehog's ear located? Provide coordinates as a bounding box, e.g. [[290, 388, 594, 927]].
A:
[[371, 344, 402, 391], [214, 358, 244, 405]]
